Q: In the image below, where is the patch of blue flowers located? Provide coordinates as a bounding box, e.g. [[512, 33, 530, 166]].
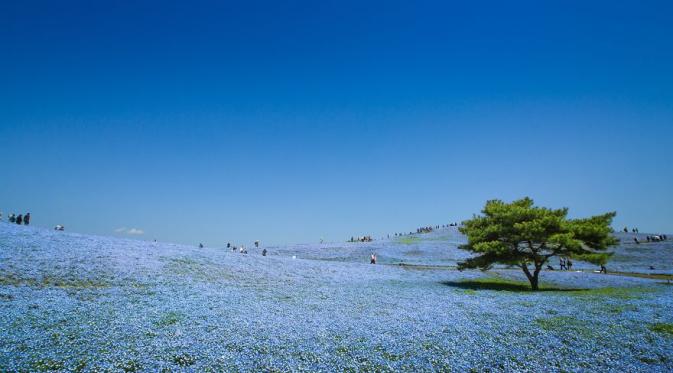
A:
[[1, 223, 672, 371]]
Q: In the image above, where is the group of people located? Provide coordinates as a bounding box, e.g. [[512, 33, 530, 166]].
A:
[[547, 257, 609, 274], [350, 236, 373, 242], [646, 235, 667, 242], [349, 222, 462, 242], [1, 212, 31, 225], [633, 234, 668, 244], [389, 223, 458, 239], [223, 242, 267, 256], [2, 211, 68, 231], [558, 257, 573, 271], [548, 257, 574, 271]]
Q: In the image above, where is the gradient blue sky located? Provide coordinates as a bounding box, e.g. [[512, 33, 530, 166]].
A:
[[1, 0, 672, 245]]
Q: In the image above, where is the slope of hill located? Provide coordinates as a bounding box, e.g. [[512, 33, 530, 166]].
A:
[[1, 223, 672, 371], [271, 228, 673, 274]]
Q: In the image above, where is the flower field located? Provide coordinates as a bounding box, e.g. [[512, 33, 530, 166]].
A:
[[1, 223, 672, 371]]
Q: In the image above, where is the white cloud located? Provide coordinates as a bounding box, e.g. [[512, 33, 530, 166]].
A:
[[115, 227, 144, 235]]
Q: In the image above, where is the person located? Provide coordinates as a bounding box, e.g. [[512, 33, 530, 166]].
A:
[[16, 214, 23, 225], [634, 237, 640, 244], [227, 242, 231, 249], [370, 253, 376, 264], [239, 247, 244, 254], [23, 213, 30, 225], [663, 234, 668, 241], [262, 248, 267, 256], [623, 227, 628, 233], [567, 258, 573, 271], [254, 240, 259, 248], [232, 246, 237, 252], [559, 257, 567, 270], [9, 213, 16, 223], [600, 264, 607, 274], [199, 243, 204, 248], [647, 236, 651, 242], [0, 211, 2, 221]]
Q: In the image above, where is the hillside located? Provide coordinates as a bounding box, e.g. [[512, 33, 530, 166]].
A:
[[1, 223, 672, 371]]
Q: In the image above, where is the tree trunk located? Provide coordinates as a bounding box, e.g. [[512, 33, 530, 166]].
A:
[[521, 263, 541, 291], [529, 273, 539, 291]]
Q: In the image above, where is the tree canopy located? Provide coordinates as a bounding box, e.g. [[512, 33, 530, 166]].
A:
[[458, 197, 618, 290]]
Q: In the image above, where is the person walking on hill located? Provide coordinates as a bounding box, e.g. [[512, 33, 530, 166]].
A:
[[16, 214, 23, 225], [24, 213, 30, 225], [567, 258, 573, 271], [370, 253, 377, 265], [9, 214, 16, 223]]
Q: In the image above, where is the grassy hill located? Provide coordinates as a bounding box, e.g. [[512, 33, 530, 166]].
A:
[[1, 223, 672, 371]]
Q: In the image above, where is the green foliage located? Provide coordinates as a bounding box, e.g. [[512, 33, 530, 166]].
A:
[[397, 236, 421, 245], [0, 271, 110, 289], [535, 316, 593, 338], [443, 277, 580, 292], [31, 358, 64, 371], [458, 198, 618, 290], [173, 353, 196, 367], [155, 311, 183, 327], [649, 323, 673, 337], [118, 359, 142, 372]]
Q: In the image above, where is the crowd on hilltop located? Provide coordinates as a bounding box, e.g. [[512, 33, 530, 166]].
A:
[[646, 235, 667, 242], [622, 226, 668, 244], [350, 222, 463, 243], [2, 211, 66, 231], [415, 223, 459, 234], [0, 212, 31, 225], [634, 234, 668, 244], [350, 236, 373, 242], [215, 241, 268, 256]]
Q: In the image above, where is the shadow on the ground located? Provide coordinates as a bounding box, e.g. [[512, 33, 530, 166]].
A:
[[440, 280, 588, 292]]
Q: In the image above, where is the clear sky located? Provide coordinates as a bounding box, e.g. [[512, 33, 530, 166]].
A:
[[1, 0, 672, 246]]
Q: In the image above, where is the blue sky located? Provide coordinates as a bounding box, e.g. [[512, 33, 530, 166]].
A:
[[1, 0, 672, 245]]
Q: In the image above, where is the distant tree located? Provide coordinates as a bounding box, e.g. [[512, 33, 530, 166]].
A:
[[458, 197, 618, 290]]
